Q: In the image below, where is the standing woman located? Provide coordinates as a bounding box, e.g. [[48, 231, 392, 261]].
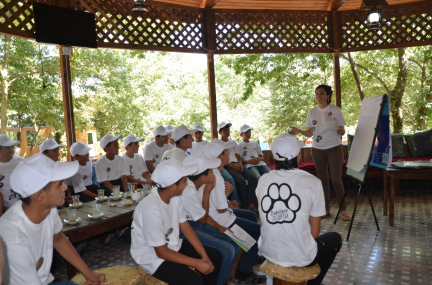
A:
[[289, 85, 350, 221]]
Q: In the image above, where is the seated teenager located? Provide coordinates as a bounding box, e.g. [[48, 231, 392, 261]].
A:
[[143, 126, 172, 174], [181, 152, 239, 285], [130, 159, 222, 285], [162, 125, 196, 162], [204, 139, 265, 284], [122, 134, 153, 187], [0, 153, 105, 285], [256, 134, 342, 285], [238, 124, 271, 180], [218, 122, 258, 213], [165, 125, 176, 149], [0, 135, 23, 216], [95, 134, 128, 193], [69, 142, 105, 202]]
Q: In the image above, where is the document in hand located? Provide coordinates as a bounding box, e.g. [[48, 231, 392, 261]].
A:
[[225, 224, 256, 252]]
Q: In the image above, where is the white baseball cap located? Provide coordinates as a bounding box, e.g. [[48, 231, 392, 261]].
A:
[[183, 152, 221, 175], [70, 141, 92, 156], [271, 133, 304, 161], [152, 159, 198, 188], [100, 134, 123, 149], [239, 124, 252, 134], [165, 125, 175, 134], [153, 125, 169, 137], [123, 134, 145, 147], [0, 134, 20, 147], [204, 138, 237, 159], [171, 125, 197, 142], [217, 121, 232, 132], [193, 124, 204, 132], [40, 138, 64, 152], [10, 153, 79, 198]]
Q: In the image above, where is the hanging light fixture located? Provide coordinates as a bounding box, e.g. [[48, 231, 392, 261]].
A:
[[132, 0, 148, 13], [367, 7, 382, 30]]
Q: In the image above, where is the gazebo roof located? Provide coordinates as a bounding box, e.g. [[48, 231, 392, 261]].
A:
[[148, 0, 424, 10]]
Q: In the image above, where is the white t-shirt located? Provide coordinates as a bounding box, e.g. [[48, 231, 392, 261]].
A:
[[143, 141, 173, 170], [95, 154, 124, 182], [207, 169, 236, 227], [256, 169, 326, 267], [131, 188, 187, 275], [0, 201, 62, 285], [181, 179, 206, 221], [306, 104, 346, 150], [218, 139, 239, 163], [189, 141, 208, 155], [0, 156, 23, 208], [161, 147, 189, 163], [68, 160, 93, 193], [122, 153, 148, 183], [238, 141, 266, 168]]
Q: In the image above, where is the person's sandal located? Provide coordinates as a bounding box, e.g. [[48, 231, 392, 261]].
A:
[[237, 272, 266, 284], [341, 211, 351, 221], [104, 233, 116, 247], [321, 211, 330, 219]]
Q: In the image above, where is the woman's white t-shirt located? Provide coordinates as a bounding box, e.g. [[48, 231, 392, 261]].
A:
[[95, 155, 124, 182], [131, 187, 187, 275], [256, 169, 326, 267], [207, 169, 236, 227], [238, 141, 266, 168], [181, 179, 206, 221], [0, 201, 62, 285], [68, 160, 93, 193], [0, 156, 24, 207], [121, 153, 148, 183], [306, 104, 346, 150]]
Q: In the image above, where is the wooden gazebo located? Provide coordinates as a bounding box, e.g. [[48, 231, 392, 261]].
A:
[[1, 0, 431, 159]]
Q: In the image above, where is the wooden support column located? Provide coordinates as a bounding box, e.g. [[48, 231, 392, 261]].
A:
[[59, 46, 76, 161], [203, 9, 218, 139], [332, 9, 342, 108]]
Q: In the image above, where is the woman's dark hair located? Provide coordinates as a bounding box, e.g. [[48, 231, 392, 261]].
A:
[[175, 134, 190, 146], [188, 169, 211, 181], [275, 157, 298, 170], [158, 177, 183, 191], [315, 84, 333, 104]]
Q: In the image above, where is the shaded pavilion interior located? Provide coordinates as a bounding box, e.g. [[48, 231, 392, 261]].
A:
[[1, 1, 432, 284]]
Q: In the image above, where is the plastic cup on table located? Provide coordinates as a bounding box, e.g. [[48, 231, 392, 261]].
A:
[[72, 195, 80, 206], [67, 208, 76, 222]]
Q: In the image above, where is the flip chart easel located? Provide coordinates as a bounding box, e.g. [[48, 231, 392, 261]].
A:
[[335, 94, 391, 241]]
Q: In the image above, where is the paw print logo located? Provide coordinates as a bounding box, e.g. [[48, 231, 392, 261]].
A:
[[312, 120, 317, 125], [243, 151, 247, 156], [261, 183, 301, 224], [316, 135, 322, 142]]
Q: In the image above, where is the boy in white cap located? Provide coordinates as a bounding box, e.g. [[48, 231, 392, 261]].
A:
[[218, 122, 258, 213], [122, 134, 153, 186], [130, 159, 222, 285], [204, 139, 265, 284], [0, 134, 23, 215], [95, 134, 128, 193], [181, 153, 238, 285], [69, 141, 105, 202], [0, 153, 105, 285], [161, 125, 196, 162], [189, 124, 207, 154], [256, 134, 342, 285], [165, 125, 176, 148], [238, 124, 271, 180], [143, 126, 172, 173], [40, 138, 64, 162]]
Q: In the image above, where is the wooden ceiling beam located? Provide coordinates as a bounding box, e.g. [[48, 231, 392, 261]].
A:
[[327, 0, 347, 11], [205, 0, 221, 8]]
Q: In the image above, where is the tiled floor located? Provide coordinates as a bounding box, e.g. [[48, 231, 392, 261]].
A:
[[53, 184, 432, 285]]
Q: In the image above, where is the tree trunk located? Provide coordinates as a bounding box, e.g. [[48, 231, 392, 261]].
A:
[[347, 52, 365, 101], [0, 35, 11, 134], [390, 48, 409, 133], [416, 48, 430, 130]]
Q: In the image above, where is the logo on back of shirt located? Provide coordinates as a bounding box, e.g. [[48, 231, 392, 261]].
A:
[[312, 120, 317, 125], [261, 183, 301, 224], [315, 135, 322, 142]]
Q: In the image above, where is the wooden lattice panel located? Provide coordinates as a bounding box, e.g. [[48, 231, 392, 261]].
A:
[[0, 0, 204, 52], [340, 2, 432, 51], [214, 11, 330, 54]]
